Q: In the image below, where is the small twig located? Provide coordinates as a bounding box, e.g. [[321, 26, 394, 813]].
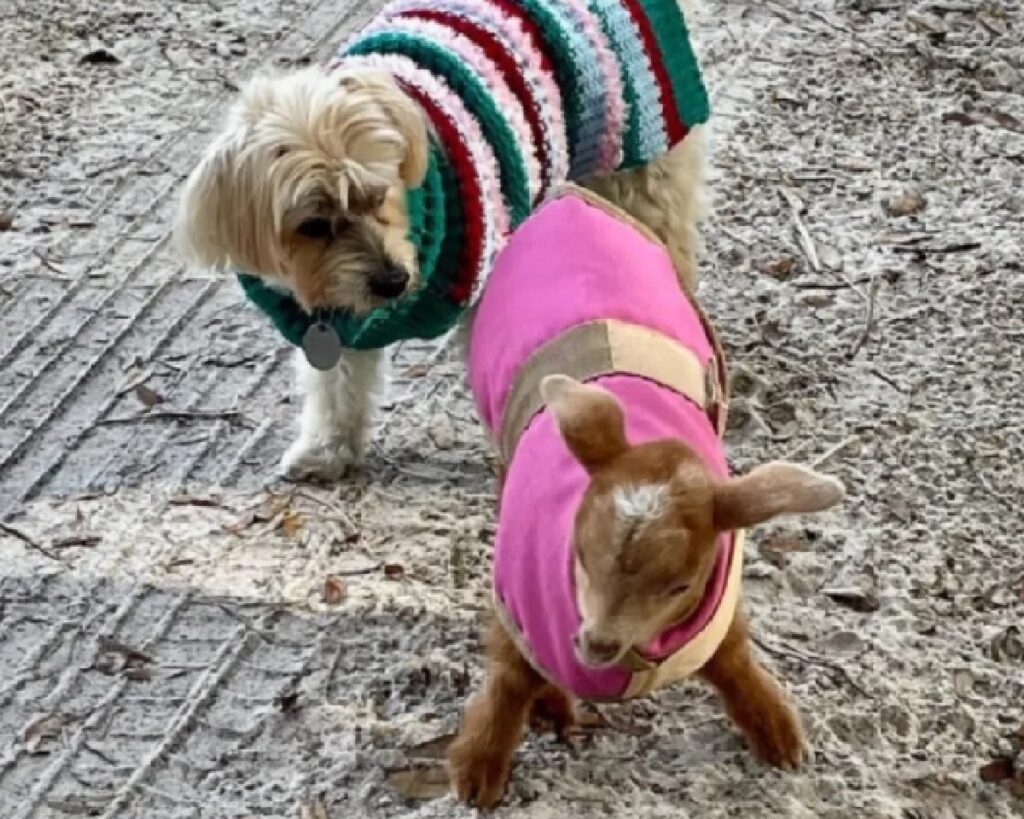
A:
[[870, 367, 909, 393], [811, 436, 859, 469], [782, 189, 821, 272], [168, 494, 227, 509], [784, 439, 814, 463], [329, 563, 384, 577], [0, 521, 61, 561], [889, 241, 981, 256], [50, 534, 101, 550], [33, 249, 73, 279], [793, 278, 871, 291], [99, 410, 253, 427], [202, 353, 268, 368], [848, 273, 881, 359], [752, 635, 872, 698]]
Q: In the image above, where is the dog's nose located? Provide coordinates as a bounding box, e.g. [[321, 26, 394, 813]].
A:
[[368, 263, 410, 299], [574, 631, 624, 666]]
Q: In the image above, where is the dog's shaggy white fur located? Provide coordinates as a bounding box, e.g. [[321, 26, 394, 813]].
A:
[[178, 7, 708, 481]]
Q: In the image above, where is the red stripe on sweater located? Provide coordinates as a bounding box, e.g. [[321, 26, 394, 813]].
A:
[[619, 0, 687, 143], [398, 81, 485, 305], [397, 8, 551, 193]]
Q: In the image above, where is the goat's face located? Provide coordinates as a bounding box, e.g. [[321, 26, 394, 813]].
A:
[[539, 375, 845, 670]]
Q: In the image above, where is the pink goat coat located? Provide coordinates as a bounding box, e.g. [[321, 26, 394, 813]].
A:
[[468, 193, 735, 700]]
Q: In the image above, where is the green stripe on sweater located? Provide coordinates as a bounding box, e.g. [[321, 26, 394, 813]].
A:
[[635, 0, 709, 128]]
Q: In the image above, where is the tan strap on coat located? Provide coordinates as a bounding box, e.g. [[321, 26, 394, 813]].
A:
[[498, 319, 716, 465]]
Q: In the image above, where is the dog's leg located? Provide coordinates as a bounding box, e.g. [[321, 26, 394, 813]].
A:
[[582, 125, 707, 289], [448, 619, 546, 809], [280, 347, 383, 481], [698, 608, 805, 769]]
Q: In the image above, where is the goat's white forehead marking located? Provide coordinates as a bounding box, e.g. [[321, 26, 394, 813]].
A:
[[612, 483, 668, 530]]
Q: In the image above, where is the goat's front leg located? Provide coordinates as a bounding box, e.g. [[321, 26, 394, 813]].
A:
[[448, 619, 546, 809], [529, 683, 575, 741], [699, 609, 805, 769], [280, 347, 383, 481]]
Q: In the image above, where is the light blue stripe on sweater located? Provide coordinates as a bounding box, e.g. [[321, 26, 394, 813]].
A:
[[540, 0, 609, 177], [590, 0, 668, 161]]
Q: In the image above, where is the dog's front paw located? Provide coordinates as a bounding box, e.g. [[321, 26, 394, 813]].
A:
[[447, 736, 512, 810], [280, 437, 360, 482], [739, 699, 805, 771]]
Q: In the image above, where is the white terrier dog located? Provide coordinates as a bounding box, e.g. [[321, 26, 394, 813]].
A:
[[177, 0, 709, 481]]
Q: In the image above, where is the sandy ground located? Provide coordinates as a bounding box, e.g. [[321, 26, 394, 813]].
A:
[[1, 1, 1023, 817]]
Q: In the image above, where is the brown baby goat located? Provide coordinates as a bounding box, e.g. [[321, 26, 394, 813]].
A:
[[448, 375, 845, 808]]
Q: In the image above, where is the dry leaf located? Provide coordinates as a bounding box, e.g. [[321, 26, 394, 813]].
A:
[[0, 212, 13, 231], [134, 384, 164, 408], [815, 240, 844, 271], [943, 109, 1022, 131], [299, 799, 329, 819], [322, 576, 346, 606], [761, 257, 795, 279], [383, 563, 405, 579], [24, 714, 65, 753], [824, 588, 881, 613], [953, 669, 976, 697], [279, 509, 304, 538], [884, 191, 926, 217], [386, 765, 450, 800], [123, 666, 153, 682], [97, 636, 153, 666], [991, 625, 1024, 662]]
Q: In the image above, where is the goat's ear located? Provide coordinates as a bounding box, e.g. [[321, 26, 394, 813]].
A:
[[713, 462, 844, 531], [540, 375, 628, 473]]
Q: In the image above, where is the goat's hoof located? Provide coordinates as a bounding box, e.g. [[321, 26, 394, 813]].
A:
[[447, 740, 510, 809], [744, 702, 806, 771]]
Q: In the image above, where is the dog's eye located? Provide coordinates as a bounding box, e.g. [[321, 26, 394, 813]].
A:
[[296, 217, 334, 240], [666, 583, 691, 597]]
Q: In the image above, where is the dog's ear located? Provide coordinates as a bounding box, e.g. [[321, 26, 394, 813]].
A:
[[337, 69, 429, 188], [712, 462, 844, 531], [541, 375, 629, 473], [177, 125, 251, 271]]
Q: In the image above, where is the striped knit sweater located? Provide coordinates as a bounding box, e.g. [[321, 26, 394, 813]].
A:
[[240, 0, 709, 352]]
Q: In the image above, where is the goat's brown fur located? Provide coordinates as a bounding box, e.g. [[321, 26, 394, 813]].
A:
[[449, 377, 843, 808]]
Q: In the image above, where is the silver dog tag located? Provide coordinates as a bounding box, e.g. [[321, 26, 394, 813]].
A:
[[302, 322, 342, 371]]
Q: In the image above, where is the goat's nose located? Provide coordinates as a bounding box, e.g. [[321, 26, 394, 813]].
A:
[[367, 263, 410, 299], [575, 631, 624, 666]]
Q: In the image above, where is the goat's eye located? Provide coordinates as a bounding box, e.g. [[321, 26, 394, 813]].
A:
[[296, 217, 334, 240]]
